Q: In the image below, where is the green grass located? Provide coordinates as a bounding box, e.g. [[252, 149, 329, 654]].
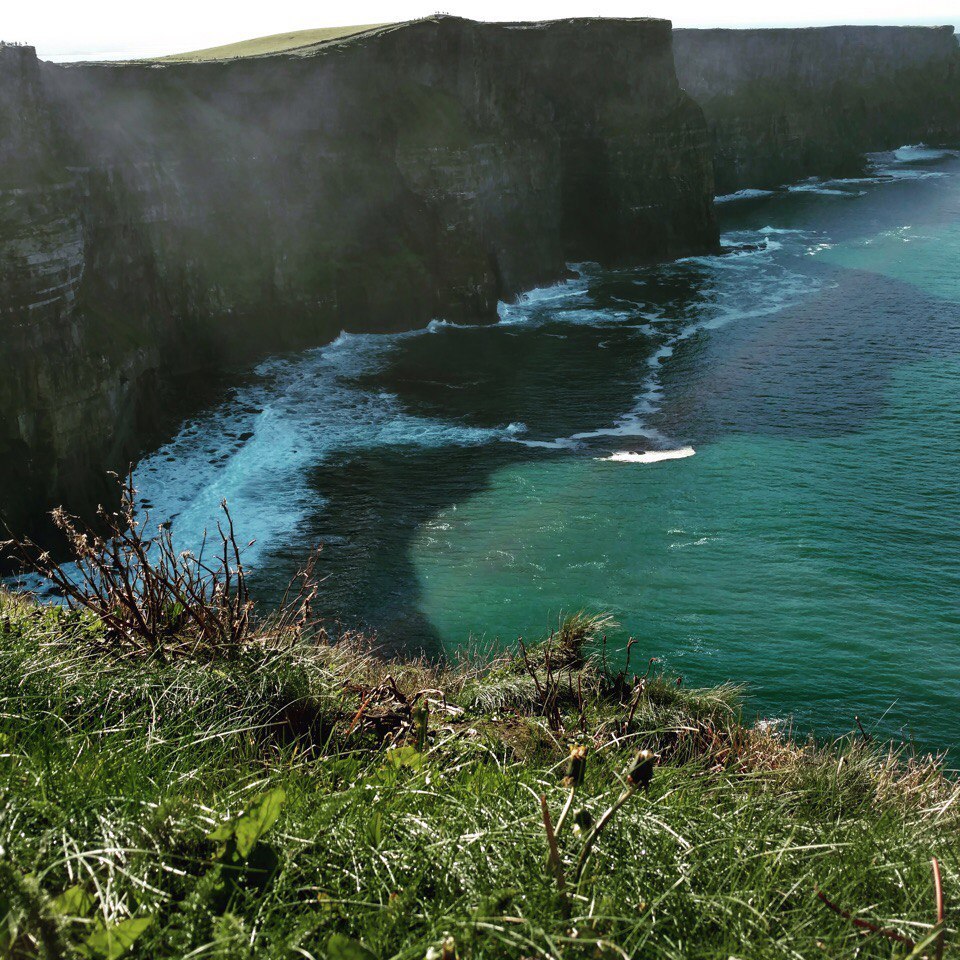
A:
[[154, 24, 395, 62], [0, 592, 956, 958]]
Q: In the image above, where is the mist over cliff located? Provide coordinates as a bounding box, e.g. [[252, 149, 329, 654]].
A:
[[0, 17, 718, 537]]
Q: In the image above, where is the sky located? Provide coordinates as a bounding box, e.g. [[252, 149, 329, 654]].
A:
[[4, 0, 957, 61]]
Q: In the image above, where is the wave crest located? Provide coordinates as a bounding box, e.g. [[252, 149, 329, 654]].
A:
[[599, 447, 696, 464]]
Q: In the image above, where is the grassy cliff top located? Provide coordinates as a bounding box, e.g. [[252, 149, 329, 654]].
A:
[[146, 16, 672, 63], [0, 590, 955, 959], [153, 23, 395, 61]]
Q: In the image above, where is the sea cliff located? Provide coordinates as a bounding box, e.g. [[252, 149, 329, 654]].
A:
[[6, 20, 959, 537], [674, 25, 960, 193], [0, 17, 717, 536]]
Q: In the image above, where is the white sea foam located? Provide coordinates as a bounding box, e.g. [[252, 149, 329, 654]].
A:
[[758, 226, 809, 235], [678, 234, 783, 267], [869, 165, 947, 182], [715, 188, 775, 203], [568, 420, 666, 442], [426, 318, 483, 332], [496, 275, 589, 324], [512, 436, 580, 450], [779, 146, 957, 198], [823, 176, 881, 186], [544, 307, 635, 326], [132, 325, 514, 569], [648, 344, 674, 367], [862, 146, 955, 183], [788, 179, 866, 197], [669, 534, 716, 549], [599, 447, 696, 464], [893, 143, 958, 163]]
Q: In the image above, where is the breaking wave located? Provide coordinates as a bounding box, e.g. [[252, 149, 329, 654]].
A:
[[788, 179, 866, 197], [892, 143, 958, 163], [497, 273, 589, 324], [599, 447, 696, 464]]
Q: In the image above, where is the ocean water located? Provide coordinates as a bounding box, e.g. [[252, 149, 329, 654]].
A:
[[127, 145, 960, 750]]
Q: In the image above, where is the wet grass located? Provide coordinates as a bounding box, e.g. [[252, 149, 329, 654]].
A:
[[0, 593, 956, 958]]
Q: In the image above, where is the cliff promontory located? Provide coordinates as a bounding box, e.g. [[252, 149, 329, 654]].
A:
[[0, 18, 717, 536], [674, 25, 960, 193]]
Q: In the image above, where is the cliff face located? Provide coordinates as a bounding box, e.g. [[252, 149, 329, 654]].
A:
[[0, 18, 717, 536], [674, 26, 960, 193]]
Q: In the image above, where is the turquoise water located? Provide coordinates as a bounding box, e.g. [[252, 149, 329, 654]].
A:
[[128, 146, 960, 749]]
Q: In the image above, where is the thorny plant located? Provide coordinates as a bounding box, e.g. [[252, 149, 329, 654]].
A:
[[515, 613, 616, 733], [2, 473, 321, 662]]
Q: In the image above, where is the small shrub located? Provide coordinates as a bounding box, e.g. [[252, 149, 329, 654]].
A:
[[2, 473, 320, 662]]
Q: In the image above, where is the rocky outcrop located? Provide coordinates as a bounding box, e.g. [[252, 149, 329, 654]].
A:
[[674, 25, 960, 193], [0, 18, 717, 537]]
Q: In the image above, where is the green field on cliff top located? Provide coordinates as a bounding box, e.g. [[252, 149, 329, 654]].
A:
[[0, 587, 955, 959], [156, 24, 393, 61]]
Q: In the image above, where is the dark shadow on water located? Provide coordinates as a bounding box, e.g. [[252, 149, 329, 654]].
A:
[[653, 266, 960, 444], [249, 257, 960, 658], [303, 444, 528, 659]]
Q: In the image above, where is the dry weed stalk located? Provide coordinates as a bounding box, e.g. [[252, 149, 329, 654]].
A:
[[2, 473, 321, 662]]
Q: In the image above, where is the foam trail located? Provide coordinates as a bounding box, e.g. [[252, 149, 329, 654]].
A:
[[426, 318, 484, 332], [512, 436, 580, 450], [715, 188, 775, 203], [862, 146, 955, 183], [569, 420, 666, 442], [788, 180, 865, 197], [758, 226, 809, 235], [876, 168, 945, 182], [510, 225, 824, 454], [600, 447, 696, 464]]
